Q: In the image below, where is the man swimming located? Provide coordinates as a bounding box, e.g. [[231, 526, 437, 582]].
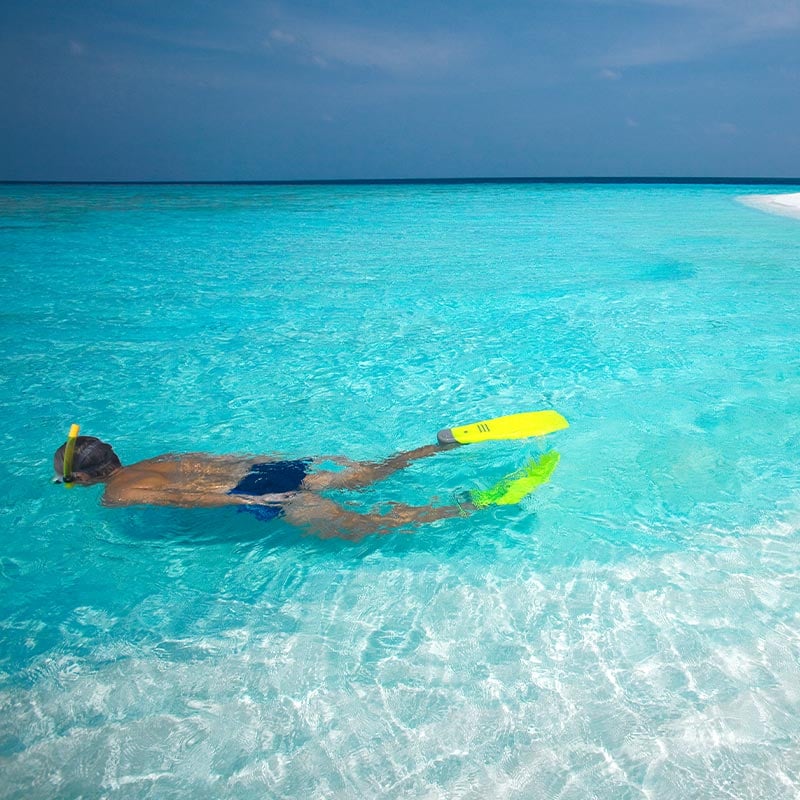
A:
[[53, 434, 559, 540]]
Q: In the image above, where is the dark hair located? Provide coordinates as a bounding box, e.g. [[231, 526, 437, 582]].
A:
[[53, 436, 122, 482]]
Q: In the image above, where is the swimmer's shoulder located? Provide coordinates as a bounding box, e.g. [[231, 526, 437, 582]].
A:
[[102, 461, 173, 506]]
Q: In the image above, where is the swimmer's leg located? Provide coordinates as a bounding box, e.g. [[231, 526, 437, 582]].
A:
[[283, 492, 471, 541], [304, 442, 460, 491]]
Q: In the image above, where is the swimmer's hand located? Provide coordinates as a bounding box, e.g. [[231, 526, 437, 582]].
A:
[[244, 492, 298, 506]]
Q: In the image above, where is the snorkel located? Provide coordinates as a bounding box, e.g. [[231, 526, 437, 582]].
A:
[[61, 423, 80, 487]]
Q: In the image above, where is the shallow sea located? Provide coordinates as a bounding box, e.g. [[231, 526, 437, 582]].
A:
[[1, 182, 800, 798]]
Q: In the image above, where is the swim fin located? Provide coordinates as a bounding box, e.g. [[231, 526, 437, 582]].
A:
[[470, 451, 560, 508], [438, 410, 568, 445]]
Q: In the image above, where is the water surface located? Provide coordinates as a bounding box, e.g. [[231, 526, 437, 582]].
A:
[[1, 182, 799, 798]]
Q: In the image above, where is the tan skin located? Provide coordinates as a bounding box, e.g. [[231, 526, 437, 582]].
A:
[[69, 443, 474, 540]]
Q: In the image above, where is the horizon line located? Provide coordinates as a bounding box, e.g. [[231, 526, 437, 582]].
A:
[[1, 176, 799, 187]]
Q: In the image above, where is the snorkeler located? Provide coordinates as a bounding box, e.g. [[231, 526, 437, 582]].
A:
[[53, 413, 566, 539]]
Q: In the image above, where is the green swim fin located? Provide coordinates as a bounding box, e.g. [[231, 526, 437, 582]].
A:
[[470, 451, 560, 508]]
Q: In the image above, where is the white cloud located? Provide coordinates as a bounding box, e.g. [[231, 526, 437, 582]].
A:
[[103, 21, 247, 56], [68, 39, 85, 56], [595, 0, 800, 69], [593, 0, 799, 22], [263, 18, 471, 75], [268, 29, 295, 45]]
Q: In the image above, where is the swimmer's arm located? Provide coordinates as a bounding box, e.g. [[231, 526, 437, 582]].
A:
[[101, 485, 293, 509]]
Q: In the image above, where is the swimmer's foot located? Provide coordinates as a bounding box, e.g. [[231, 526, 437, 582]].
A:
[[470, 451, 560, 508]]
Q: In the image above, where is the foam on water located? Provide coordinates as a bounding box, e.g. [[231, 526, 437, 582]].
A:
[[1, 183, 800, 798]]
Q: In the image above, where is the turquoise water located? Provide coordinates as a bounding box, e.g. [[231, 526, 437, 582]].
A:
[[1, 182, 800, 798]]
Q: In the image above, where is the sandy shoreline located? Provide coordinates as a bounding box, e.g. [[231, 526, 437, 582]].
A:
[[737, 191, 800, 220]]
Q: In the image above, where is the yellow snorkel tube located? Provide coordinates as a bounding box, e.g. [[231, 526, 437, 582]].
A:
[[62, 423, 80, 487]]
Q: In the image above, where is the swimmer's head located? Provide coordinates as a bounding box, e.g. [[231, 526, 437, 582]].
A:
[[53, 436, 122, 484]]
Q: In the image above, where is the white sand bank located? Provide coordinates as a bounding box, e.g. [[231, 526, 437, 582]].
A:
[[738, 192, 800, 220]]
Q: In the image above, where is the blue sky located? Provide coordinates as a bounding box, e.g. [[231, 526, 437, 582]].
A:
[[2, 0, 799, 180]]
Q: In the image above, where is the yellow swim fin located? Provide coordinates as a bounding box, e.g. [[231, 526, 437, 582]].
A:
[[471, 451, 560, 508], [437, 410, 568, 445]]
